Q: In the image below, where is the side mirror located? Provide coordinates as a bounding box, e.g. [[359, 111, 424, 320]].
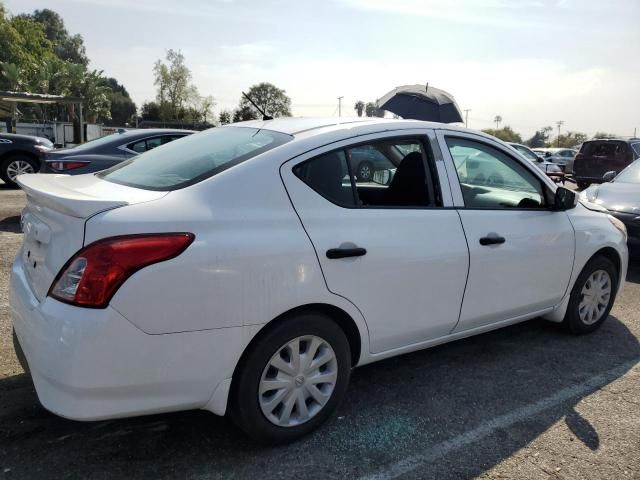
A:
[[554, 186, 578, 211], [536, 157, 543, 163], [603, 171, 617, 182]]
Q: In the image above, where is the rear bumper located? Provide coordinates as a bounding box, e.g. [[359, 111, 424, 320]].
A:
[[10, 256, 243, 420]]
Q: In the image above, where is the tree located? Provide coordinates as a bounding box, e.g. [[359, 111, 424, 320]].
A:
[[593, 131, 617, 139], [233, 105, 257, 122], [236, 82, 292, 119], [354, 100, 365, 117], [525, 126, 553, 147], [23, 9, 88, 66], [219, 110, 232, 125], [152, 49, 214, 123], [141, 101, 161, 121], [0, 7, 55, 91], [365, 102, 377, 117], [494, 115, 503, 129], [153, 49, 193, 120], [481, 126, 522, 143], [554, 131, 588, 148], [104, 77, 136, 126]]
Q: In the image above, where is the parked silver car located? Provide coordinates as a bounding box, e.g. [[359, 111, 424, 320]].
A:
[[580, 160, 640, 243]]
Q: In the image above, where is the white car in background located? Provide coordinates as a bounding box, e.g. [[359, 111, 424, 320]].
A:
[[533, 148, 578, 172], [11, 117, 628, 443]]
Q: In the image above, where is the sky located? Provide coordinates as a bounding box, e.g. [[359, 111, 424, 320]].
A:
[[5, 0, 640, 138]]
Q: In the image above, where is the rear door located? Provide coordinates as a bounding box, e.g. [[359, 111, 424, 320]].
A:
[[281, 129, 469, 353], [437, 131, 575, 332]]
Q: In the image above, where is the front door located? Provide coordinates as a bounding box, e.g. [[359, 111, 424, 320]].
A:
[[439, 132, 575, 332], [281, 131, 469, 353]]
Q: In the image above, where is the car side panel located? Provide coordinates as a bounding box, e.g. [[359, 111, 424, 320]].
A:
[[86, 157, 371, 359]]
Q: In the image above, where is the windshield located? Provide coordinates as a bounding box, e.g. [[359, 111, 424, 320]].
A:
[[613, 159, 640, 184], [98, 126, 292, 191], [512, 144, 538, 161]]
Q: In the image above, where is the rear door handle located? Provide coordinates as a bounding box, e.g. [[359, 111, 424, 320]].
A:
[[326, 247, 367, 259], [479, 236, 506, 246]]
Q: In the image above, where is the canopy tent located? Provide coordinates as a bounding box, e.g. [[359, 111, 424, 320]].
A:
[[0, 91, 84, 141]]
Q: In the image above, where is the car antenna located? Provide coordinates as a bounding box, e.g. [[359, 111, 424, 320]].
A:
[[242, 92, 273, 121]]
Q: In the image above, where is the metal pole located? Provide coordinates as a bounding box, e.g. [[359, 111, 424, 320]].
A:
[[79, 101, 84, 144], [464, 109, 471, 128], [337, 96, 343, 117], [556, 120, 564, 147]]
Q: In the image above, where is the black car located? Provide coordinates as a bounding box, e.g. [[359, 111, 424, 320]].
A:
[[40, 128, 194, 175], [0, 133, 54, 186], [573, 138, 640, 189]]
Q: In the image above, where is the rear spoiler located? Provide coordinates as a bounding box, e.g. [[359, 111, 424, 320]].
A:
[[16, 174, 164, 219]]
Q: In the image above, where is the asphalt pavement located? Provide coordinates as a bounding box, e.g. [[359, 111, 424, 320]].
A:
[[0, 182, 639, 480]]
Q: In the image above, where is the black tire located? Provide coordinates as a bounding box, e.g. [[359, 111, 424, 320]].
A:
[[357, 161, 374, 182], [0, 155, 39, 187], [229, 312, 351, 444], [562, 256, 618, 334], [576, 180, 590, 190]]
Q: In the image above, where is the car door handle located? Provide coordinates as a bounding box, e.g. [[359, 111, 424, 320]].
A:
[[479, 236, 506, 246], [326, 247, 367, 259]]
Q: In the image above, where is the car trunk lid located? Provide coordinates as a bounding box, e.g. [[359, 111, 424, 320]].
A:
[[16, 173, 167, 301]]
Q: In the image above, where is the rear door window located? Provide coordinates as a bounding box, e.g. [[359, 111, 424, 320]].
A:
[[100, 127, 292, 190], [293, 138, 439, 208]]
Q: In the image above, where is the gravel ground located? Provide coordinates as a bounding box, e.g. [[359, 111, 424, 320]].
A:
[[0, 182, 639, 480]]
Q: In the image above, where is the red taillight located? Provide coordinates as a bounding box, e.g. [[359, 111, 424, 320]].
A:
[[49, 233, 195, 308], [574, 153, 584, 162], [48, 161, 90, 171]]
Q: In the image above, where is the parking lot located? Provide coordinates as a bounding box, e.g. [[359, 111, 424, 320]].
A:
[[0, 182, 639, 480]]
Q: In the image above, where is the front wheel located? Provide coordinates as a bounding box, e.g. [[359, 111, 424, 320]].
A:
[[563, 256, 618, 334], [230, 312, 351, 444]]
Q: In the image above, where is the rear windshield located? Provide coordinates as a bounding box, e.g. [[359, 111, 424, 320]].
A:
[[581, 141, 626, 157], [632, 143, 640, 156], [98, 127, 292, 191]]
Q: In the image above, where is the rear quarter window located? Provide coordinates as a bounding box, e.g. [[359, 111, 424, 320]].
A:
[[98, 127, 292, 191]]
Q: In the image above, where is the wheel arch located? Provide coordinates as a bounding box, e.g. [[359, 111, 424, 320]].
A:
[[543, 245, 624, 324], [591, 246, 622, 284], [233, 304, 363, 383], [0, 149, 40, 163]]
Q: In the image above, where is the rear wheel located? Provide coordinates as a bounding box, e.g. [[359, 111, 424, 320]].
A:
[[563, 256, 618, 334], [1, 155, 38, 187], [230, 312, 351, 444]]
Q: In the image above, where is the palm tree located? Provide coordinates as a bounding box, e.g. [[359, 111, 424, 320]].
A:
[[494, 115, 503, 129], [354, 100, 365, 117]]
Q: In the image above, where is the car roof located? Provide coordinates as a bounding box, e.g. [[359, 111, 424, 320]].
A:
[[0, 132, 50, 142], [114, 128, 195, 137], [233, 116, 468, 137]]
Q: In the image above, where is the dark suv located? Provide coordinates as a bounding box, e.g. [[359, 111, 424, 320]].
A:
[[0, 133, 54, 187], [573, 138, 640, 189]]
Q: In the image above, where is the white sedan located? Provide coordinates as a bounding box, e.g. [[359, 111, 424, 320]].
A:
[[10, 118, 628, 443]]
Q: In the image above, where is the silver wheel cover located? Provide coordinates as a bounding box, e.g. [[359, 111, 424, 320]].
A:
[[259, 335, 338, 427], [578, 269, 611, 325], [7, 160, 35, 182]]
